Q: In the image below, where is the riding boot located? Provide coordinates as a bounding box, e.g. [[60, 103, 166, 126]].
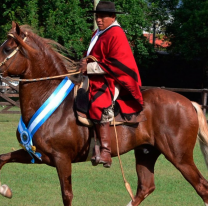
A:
[[93, 122, 112, 168]]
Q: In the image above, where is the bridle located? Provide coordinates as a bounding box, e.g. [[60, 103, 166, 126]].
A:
[[0, 33, 98, 82], [0, 33, 27, 68], [0, 32, 81, 82]]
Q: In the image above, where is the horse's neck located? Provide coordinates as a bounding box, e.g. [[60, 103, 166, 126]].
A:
[[19, 47, 72, 123], [25, 50, 67, 79]]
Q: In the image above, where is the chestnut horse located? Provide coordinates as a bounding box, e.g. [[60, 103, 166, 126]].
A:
[[0, 22, 208, 206]]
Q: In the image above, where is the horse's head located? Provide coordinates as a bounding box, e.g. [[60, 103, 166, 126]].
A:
[[0, 22, 36, 77], [0, 22, 80, 84]]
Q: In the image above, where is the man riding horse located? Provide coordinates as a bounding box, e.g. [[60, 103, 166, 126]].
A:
[[79, 1, 143, 168]]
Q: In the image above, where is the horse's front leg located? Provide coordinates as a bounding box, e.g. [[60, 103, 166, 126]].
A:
[[0, 149, 35, 169], [0, 148, 52, 169], [0, 149, 36, 198], [0, 149, 50, 199], [55, 156, 73, 206]]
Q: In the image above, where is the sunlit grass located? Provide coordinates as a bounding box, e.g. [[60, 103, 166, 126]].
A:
[[0, 111, 207, 206]]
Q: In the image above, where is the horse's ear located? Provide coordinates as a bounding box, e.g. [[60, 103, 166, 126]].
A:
[[15, 23, 21, 35], [12, 21, 16, 29], [11, 21, 21, 35]]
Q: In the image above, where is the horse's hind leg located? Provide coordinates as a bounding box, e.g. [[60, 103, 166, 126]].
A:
[[127, 145, 160, 206], [170, 151, 208, 204], [158, 136, 208, 205]]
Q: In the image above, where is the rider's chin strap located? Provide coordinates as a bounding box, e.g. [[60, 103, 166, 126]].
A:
[[0, 33, 27, 67]]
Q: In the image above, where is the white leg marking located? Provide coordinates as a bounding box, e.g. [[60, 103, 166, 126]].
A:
[[204, 203, 208, 206], [126, 200, 133, 206]]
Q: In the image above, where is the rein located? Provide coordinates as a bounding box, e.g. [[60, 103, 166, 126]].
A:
[[0, 26, 97, 83], [2, 71, 81, 82], [0, 32, 82, 82], [0, 50, 97, 83]]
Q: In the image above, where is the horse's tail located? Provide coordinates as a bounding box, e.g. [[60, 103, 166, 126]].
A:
[[191, 101, 208, 169]]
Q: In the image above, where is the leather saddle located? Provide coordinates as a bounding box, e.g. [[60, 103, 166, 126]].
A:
[[74, 76, 146, 127]]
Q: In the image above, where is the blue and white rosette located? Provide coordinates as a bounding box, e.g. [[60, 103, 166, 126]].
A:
[[18, 77, 74, 163]]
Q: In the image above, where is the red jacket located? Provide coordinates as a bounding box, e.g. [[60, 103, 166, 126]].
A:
[[88, 26, 143, 118]]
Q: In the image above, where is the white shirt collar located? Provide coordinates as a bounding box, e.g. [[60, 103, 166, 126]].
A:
[[86, 20, 121, 56]]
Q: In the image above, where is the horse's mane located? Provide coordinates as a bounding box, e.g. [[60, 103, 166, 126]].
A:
[[19, 25, 81, 83]]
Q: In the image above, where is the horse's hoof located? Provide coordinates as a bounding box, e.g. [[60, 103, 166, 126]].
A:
[[0, 184, 13, 198], [91, 156, 99, 166]]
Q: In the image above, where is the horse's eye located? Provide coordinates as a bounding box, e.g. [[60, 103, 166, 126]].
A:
[[3, 46, 12, 54]]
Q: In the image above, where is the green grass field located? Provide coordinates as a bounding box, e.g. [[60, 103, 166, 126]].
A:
[[0, 110, 208, 206]]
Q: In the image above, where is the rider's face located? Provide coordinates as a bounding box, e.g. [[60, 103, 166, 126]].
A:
[[95, 13, 116, 31]]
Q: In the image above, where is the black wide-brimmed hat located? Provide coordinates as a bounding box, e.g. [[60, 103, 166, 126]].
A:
[[88, 1, 125, 14]]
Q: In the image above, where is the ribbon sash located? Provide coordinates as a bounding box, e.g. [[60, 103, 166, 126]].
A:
[[18, 77, 74, 163]]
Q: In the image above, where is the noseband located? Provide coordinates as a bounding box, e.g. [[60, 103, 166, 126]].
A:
[[0, 33, 27, 68]]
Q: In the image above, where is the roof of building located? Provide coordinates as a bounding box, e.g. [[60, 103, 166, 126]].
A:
[[144, 33, 171, 48]]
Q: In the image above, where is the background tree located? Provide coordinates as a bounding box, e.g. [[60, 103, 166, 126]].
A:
[[166, 0, 208, 61], [0, 0, 93, 59], [164, 0, 208, 86], [0, 0, 158, 67]]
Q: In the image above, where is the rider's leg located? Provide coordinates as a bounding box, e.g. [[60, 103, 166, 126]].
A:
[[95, 122, 111, 168], [91, 105, 113, 168]]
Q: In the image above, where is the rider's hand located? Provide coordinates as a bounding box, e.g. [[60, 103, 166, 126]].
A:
[[79, 58, 87, 74]]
